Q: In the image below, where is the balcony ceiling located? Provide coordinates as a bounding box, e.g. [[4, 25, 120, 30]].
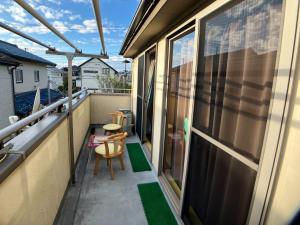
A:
[[121, 0, 209, 58]]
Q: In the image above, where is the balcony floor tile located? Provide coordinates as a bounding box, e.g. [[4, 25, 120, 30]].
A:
[[55, 128, 157, 225]]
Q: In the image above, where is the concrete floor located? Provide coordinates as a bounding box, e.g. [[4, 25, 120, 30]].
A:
[[55, 128, 158, 225]]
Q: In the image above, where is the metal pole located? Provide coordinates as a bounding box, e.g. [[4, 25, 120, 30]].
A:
[[67, 53, 76, 184], [92, 0, 106, 54], [14, 0, 81, 53], [47, 79, 51, 105], [0, 21, 55, 51], [46, 50, 108, 59]]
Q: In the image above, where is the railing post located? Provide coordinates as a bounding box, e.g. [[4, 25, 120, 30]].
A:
[[67, 53, 76, 185]]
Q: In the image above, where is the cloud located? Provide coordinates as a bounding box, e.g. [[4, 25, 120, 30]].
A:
[[6, 36, 47, 53], [53, 21, 70, 33], [69, 15, 82, 21], [6, 3, 32, 24], [71, 19, 97, 33], [46, 0, 62, 5], [36, 5, 72, 20], [71, 0, 90, 4]]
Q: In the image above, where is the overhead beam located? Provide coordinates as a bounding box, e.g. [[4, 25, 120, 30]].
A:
[[0, 21, 55, 51], [46, 50, 109, 59], [92, 0, 106, 54], [14, 0, 81, 53]]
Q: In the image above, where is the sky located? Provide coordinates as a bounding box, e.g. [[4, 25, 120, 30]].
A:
[[0, 0, 139, 71]]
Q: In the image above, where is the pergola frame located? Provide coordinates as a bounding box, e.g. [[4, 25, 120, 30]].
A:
[[0, 0, 108, 184]]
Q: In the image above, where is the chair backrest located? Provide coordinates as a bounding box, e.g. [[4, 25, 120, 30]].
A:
[[110, 111, 125, 127], [104, 132, 128, 157]]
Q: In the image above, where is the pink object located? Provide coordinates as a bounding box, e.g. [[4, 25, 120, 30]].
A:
[[88, 135, 101, 148]]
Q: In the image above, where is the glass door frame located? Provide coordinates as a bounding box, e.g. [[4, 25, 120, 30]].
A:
[[177, 0, 300, 225], [143, 45, 158, 157], [159, 24, 197, 213]]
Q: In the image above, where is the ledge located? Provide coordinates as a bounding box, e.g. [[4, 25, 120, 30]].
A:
[[90, 93, 131, 96], [0, 113, 68, 184], [0, 93, 90, 184]]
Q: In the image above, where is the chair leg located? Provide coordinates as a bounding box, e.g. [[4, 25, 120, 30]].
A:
[[108, 159, 114, 180], [119, 154, 125, 170], [106, 159, 109, 167], [94, 154, 101, 175]]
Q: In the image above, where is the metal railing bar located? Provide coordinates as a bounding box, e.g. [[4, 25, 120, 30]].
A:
[[92, 0, 106, 54], [0, 89, 87, 141], [14, 0, 81, 53], [0, 21, 55, 51]]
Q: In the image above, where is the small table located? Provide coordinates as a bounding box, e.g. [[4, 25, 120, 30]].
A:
[[103, 123, 122, 134]]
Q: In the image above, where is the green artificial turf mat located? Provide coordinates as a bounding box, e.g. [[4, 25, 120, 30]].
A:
[[126, 143, 151, 172], [138, 182, 178, 225]]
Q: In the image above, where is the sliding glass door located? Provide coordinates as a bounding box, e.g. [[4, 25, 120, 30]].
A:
[[136, 55, 145, 140], [182, 0, 284, 224], [162, 30, 195, 198], [144, 48, 156, 151]]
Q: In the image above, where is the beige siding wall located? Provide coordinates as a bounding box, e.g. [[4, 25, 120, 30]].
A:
[[0, 97, 91, 225], [266, 42, 300, 225], [73, 97, 91, 161], [90, 94, 131, 124], [151, 39, 167, 173], [0, 120, 70, 225]]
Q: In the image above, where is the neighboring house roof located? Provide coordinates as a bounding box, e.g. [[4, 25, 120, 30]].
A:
[[61, 65, 80, 76], [0, 40, 56, 66], [0, 53, 20, 66], [78, 58, 118, 74], [47, 66, 66, 74], [15, 88, 64, 116]]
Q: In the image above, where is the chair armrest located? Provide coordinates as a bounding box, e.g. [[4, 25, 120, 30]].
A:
[[107, 133, 124, 139], [94, 136, 109, 143]]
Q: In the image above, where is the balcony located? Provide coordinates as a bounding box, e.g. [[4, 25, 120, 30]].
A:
[[0, 90, 177, 225]]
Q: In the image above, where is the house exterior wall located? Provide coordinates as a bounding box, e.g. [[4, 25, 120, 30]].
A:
[[265, 23, 300, 225], [48, 69, 63, 88], [79, 58, 117, 89], [128, 0, 300, 224], [14, 62, 48, 93], [151, 39, 167, 173], [0, 65, 14, 129], [90, 94, 131, 124]]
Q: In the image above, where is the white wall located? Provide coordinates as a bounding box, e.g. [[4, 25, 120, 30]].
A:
[[0, 65, 14, 129], [14, 62, 48, 93], [48, 70, 63, 88], [80, 58, 117, 89], [131, 40, 167, 174], [151, 40, 167, 173]]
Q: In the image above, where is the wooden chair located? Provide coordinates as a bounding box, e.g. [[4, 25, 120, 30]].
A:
[[94, 132, 128, 179], [103, 111, 125, 135]]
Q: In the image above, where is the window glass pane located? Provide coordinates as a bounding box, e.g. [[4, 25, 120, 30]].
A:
[[183, 132, 257, 225], [193, 0, 283, 162], [163, 31, 194, 195], [137, 55, 145, 97]]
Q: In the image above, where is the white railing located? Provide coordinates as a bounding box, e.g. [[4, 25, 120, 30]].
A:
[[0, 89, 88, 144], [89, 88, 132, 94]]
